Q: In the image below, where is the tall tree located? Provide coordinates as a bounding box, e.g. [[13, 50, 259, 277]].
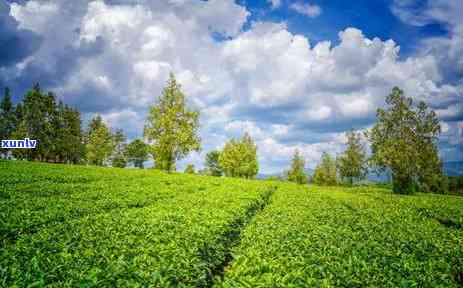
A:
[[111, 129, 127, 168], [125, 139, 149, 169], [86, 116, 113, 166], [219, 133, 258, 179], [204, 150, 223, 176], [62, 105, 84, 164], [144, 73, 201, 172], [312, 152, 338, 186], [367, 87, 445, 194], [337, 130, 368, 185], [286, 149, 308, 184], [0, 87, 16, 158], [15, 84, 55, 161]]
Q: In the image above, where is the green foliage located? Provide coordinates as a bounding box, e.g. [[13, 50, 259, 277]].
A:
[[0, 87, 16, 158], [219, 133, 259, 179], [2, 84, 84, 163], [312, 152, 338, 185], [111, 129, 127, 168], [204, 150, 223, 176], [448, 176, 463, 194], [184, 164, 196, 174], [286, 149, 308, 184], [86, 116, 113, 166], [144, 73, 200, 172], [367, 87, 445, 194], [337, 130, 367, 185], [125, 139, 149, 169]]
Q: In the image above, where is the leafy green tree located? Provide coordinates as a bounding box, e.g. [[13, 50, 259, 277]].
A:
[[111, 129, 127, 168], [13, 84, 56, 161], [286, 149, 308, 184], [125, 139, 149, 169], [184, 164, 196, 174], [204, 150, 223, 176], [219, 133, 258, 179], [312, 152, 338, 186], [86, 116, 113, 166], [62, 105, 85, 164], [0, 87, 16, 158], [367, 87, 445, 194], [88, 115, 104, 134], [144, 73, 200, 172], [337, 130, 368, 185]]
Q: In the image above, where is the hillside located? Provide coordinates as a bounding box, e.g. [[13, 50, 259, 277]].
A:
[[1, 161, 462, 287]]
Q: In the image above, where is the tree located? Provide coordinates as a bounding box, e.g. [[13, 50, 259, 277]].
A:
[[144, 73, 200, 172], [219, 133, 258, 179], [86, 116, 113, 166], [286, 149, 308, 184], [337, 130, 368, 185], [0, 87, 16, 158], [204, 150, 223, 176], [312, 152, 338, 186], [14, 84, 56, 161], [2, 85, 84, 163], [62, 105, 84, 164], [184, 164, 195, 174], [111, 129, 127, 168], [367, 87, 445, 194], [125, 139, 149, 169]]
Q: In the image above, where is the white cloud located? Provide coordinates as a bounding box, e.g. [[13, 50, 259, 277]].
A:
[[290, 2, 322, 18], [10, 1, 59, 33], [6, 0, 463, 172]]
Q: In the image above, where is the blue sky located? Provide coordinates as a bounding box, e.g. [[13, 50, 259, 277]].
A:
[[241, 0, 448, 55], [0, 0, 462, 173]]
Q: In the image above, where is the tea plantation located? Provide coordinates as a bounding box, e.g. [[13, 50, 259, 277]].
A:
[[1, 161, 462, 287]]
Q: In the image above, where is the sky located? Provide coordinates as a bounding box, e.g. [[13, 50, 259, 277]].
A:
[[0, 0, 462, 174]]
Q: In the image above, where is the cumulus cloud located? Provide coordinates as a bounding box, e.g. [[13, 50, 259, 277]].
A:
[[2, 0, 462, 172], [391, 0, 463, 160], [0, 1, 41, 68], [392, 0, 463, 82], [290, 2, 322, 18]]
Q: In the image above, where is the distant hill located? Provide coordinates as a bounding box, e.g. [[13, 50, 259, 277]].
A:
[[258, 162, 463, 181]]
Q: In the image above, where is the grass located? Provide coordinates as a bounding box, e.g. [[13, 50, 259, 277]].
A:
[[1, 160, 462, 287]]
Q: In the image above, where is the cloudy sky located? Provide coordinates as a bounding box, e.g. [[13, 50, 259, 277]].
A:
[[1, 0, 462, 173]]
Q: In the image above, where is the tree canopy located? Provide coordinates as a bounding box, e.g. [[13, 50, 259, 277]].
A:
[[337, 130, 368, 185], [367, 87, 446, 194], [204, 150, 223, 176], [219, 133, 258, 179], [286, 149, 308, 184], [86, 116, 113, 166], [184, 164, 196, 174], [3, 84, 84, 163], [144, 73, 200, 172], [125, 139, 149, 169], [313, 152, 338, 186]]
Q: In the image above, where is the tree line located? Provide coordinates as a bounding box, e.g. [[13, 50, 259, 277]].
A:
[[0, 74, 449, 194], [281, 87, 447, 194], [0, 84, 149, 168]]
